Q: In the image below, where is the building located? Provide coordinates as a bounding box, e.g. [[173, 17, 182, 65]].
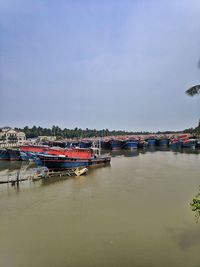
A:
[[38, 136, 56, 142], [0, 127, 26, 147]]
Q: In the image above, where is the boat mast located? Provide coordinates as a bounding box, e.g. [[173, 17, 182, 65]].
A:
[[99, 139, 101, 156]]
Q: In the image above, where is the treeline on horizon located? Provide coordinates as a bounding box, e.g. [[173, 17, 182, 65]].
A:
[[15, 125, 199, 139]]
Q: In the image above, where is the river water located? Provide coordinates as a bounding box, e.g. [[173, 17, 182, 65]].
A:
[[0, 148, 200, 267]]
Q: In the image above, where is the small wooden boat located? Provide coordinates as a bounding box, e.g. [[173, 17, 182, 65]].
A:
[[74, 167, 88, 176]]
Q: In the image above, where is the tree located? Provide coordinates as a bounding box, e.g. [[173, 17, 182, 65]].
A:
[[185, 85, 200, 96], [186, 59, 200, 96], [185, 61, 200, 134]]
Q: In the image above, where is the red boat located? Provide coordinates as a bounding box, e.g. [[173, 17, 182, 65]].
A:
[[20, 145, 48, 153], [20, 145, 93, 159]]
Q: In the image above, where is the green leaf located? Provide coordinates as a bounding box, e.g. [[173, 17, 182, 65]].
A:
[[185, 85, 200, 96]]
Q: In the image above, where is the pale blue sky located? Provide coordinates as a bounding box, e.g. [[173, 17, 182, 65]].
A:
[[0, 0, 200, 131]]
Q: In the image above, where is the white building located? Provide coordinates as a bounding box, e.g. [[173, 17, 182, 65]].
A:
[[0, 127, 26, 147], [38, 136, 56, 141]]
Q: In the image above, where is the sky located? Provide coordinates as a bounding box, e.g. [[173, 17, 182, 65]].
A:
[[0, 0, 200, 132]]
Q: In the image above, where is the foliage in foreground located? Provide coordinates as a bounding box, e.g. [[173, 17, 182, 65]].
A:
[[185, 85, 200, 96], [191, 197, 200, 211], [190, 186, 200, 223]]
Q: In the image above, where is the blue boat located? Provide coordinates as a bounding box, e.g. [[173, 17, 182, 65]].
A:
[[36, 154, 111, 170], [25, 151, 40, 161], [0, 149, 10, 160], [196, 140, 200, 147], [7, 149, 21, 161], [110, 140, 124, 150], [100, 140, 111, 150], [79, 141, 92, 148], [147, 139, 157, 146], [169, 141, 182, 149], [182, 139, 196, 149], [158, 139, 169, 146], [20, 151, 30, 161], [138, 141, 147, 148], [0, 148, 29, 161], [124, 140, 138, 150]]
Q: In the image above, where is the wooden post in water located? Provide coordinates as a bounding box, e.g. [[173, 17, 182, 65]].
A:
[[16, 170, 20, 187], [99, 139, 101, 156]]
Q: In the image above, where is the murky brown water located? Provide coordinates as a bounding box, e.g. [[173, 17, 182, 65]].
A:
[[0, 149, 200, 267]]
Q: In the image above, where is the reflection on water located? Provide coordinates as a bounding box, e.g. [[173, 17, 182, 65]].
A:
[[0, 148, 200, 267], [110, 147, 200, 157], [0, 160, 23, 171], [0, 161, 33, 178], [165, 224, 200, 250], [110, 149, 139, 157], [0, 161, 28, 184]]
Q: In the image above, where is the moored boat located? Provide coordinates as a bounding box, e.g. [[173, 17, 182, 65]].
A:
[[20, 145, 94, 160], [124, 140, 138, 150], [20, 145, 49, 154], [36, 154, 111, 170], [7, 149, 22, 161], [138, 137, 147, 148], [20, 151, 29, 161], [68, 141, 79, 148], [100, 140, 111, 150], [74, 167, 88, 176], [158, 139, 169, 146], [0, 148, 29, 161], [47, 147, 93, 159], [182, 139, 196, 149], [79, 141, 92, 148], [169, 139, 182, 148], [196, 140, 200, 147], [0, 149, 10, 160], [147, 138, 157, 146], [110, 139, 124, 150], [138, 141, 147, 148], [20, 145, 49, 161]]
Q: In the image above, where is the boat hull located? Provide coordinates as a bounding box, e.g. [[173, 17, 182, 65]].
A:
[[0, 149, 29, 161], [147, 139, 157, 146], [182, 141, 196, 148], [21, 146, 93, 159], [110, 140, 124, 150], [125, 141, 138, 150], [196, 140, 200, 147], [79, 141, 92, 148], [100, 141, 111, 150], [158, 139, 169, 146], [169, 141, 182, 148], [36, 154, 111, 170], [0, 149, 10, 160], [138, 141, 147, 148], [7, 149, 22, 161]]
